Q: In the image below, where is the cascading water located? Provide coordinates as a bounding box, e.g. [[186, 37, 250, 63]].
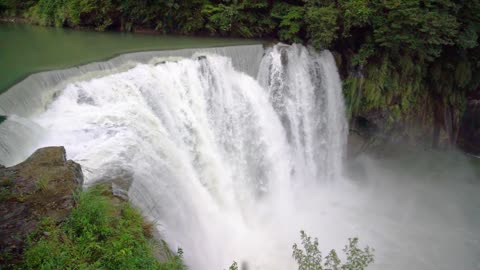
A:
[[0, 43, 347, 269], [1, 44, 479, 270], [258, 44, 347, 181]]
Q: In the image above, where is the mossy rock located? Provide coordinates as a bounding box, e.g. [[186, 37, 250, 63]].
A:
[[0, 146, 84, 268]]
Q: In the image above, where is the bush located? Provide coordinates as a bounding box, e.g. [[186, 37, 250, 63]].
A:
[[293, 230, 374, 270], [22, 185, 186, 270]]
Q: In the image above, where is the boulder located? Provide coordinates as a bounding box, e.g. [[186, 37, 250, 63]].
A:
[[0, 146, 84, 268]]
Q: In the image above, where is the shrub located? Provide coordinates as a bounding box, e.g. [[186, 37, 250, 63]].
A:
[[293, 230, 374, 270], [22, 185, 186, 270]]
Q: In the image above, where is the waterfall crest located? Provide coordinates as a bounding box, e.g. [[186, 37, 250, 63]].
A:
[[0, 45, 264, 117]]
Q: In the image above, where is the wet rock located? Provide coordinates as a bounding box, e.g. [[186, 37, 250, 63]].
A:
[[0, 146, 84, 268], [95, 169, 133, 201]]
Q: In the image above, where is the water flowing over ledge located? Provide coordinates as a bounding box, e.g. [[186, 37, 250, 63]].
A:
[[0, 44, 348, 269], [0, 44, 264, 117]]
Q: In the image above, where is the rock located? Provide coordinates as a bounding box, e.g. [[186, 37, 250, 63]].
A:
[[17, 146, 67, 167], [458, 98, 480, 155], [0, 146, 84, 268], [66, 160, 84, 186]]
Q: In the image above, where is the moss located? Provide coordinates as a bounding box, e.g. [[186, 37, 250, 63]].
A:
[[0, 178, 14, 202], [21, 184, 186, 270]]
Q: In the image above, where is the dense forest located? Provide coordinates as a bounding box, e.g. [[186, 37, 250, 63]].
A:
[[1, 0, 480, 150]]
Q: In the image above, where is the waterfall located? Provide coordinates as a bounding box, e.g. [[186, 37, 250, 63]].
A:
[[257, 44, 347, 181], [0, 44, 349, 269], [0, 45, 264, 166]]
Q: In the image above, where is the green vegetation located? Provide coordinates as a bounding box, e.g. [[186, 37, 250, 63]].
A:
[[0, 178, 14, 202], [21, 185, 186, 270], [293, 231, 374, 270], [35, 173, 49, 192], [226, 231, 374, 270]]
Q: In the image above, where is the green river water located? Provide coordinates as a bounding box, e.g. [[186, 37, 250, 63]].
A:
[[0, 22, 260, 93]]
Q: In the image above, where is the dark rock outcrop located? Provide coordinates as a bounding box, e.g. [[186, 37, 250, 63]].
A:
[[458, 94, 480, 155], [0, 146, 84, 268]]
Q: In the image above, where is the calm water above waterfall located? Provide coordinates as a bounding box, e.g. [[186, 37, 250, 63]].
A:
[[0, 22, 259, 93], [0, 40, 479, 269]]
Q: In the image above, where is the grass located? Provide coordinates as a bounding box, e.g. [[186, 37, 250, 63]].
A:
[[21, 184, 186, 270], [35, 174, 49, 192], [0, 178, 14, 202]]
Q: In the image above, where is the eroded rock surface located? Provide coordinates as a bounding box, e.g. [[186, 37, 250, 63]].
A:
[[0, 146, 83, 268]]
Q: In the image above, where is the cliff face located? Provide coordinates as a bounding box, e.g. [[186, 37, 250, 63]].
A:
[[0, 146, 83, 268], [459, 94, 480, 155], [345, 86, 480, 156]]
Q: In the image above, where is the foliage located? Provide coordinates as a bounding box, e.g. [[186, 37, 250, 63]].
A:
[[31, 0, 115, 30], [202, 0, 274, 38], [0, 0, 36, 16], [292, 230, 374, 270], [22, 185, 186, 270], [305, 5, 339, 49], [271, 2, 304, 43], [228, 261, 238, 270], [35, 174, 50, 192]]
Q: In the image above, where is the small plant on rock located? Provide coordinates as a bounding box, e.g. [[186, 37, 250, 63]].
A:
[[35, 174, 50, 192]]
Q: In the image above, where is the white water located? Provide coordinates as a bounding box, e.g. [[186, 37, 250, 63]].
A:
[[258, 44, 347, 181], [0, 45, 263, 117], [1, 44, 479, 270]]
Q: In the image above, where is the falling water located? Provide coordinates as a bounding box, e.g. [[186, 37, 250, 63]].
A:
[[258, 44, 347, 181], [1, 44, 479, 270]]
